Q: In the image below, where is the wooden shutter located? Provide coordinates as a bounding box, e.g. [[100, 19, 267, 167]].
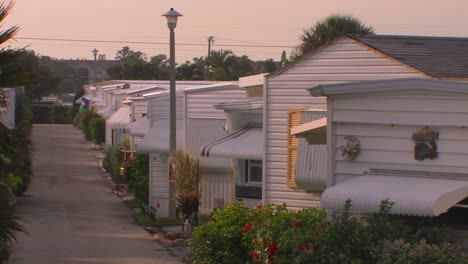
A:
[[287, 109, 302, 187]]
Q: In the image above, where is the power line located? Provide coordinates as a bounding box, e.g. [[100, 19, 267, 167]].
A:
[[17, 37, 296, 49]]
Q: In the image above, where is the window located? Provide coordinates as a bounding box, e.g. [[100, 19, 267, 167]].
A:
[[245, 160, 262, 184], [287, 109, 302, 187]]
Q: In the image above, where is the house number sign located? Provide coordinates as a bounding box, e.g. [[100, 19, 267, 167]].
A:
[[412, 127, 439, 161]]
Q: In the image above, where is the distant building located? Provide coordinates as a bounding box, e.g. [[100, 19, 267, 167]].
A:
[[62, 60, 120, 84]]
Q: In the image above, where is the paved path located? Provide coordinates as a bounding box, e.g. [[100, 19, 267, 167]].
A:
[[9, 124, 181, 264]]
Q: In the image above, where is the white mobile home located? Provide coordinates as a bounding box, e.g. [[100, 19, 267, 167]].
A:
[[137, 83, 248, 217], [306, 78, 468, 219], [0, 88, 16, 129], [201, 99, 263, 208], [263, 34, 468, 209]]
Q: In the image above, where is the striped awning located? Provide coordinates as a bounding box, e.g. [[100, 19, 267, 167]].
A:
[[107, 105, 130, 128], [200, 126, 263, 160], [129, 117, 150, 137], [321, 174, 468, 217], [136, 120, 169, 153]]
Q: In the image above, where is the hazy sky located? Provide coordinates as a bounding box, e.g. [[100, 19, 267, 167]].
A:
[[5, 0, 468, 63]]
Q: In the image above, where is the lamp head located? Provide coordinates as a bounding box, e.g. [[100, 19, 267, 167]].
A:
[[162, 8, 182, 29]]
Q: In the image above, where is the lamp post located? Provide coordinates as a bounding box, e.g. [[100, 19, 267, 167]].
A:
[[162, 8, 182, 217], [92, 48, 99, 84]]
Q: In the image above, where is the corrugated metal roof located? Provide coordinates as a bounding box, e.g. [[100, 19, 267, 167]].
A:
[[321, 174, 468, 217], [129, 117, 149, 137], [349, 34, 468, 78], [200, 125, 263, 160], [107, 105, 131, 128], [294, 111, 327, 191]]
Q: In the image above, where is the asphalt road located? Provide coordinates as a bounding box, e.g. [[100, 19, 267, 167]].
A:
[[9, 124, 181, 264]]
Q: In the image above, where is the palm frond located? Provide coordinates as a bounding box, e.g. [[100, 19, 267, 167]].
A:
[[0, 1, 18, 46]]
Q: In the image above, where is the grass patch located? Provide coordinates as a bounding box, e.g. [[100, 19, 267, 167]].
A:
[[123, 198, 143, 209], [154, 217, 181, 227], [135, 212, 154, 227]]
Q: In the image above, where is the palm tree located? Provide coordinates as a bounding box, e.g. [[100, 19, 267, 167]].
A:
[[292, 15, 374, 60], [0, 1, 27, 262], [206, 49, 236, 80], [0, 0, 19, 109], [0, 185, 26, 263]]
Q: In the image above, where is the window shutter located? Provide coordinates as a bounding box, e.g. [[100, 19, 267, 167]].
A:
[[287, 109, 302, 187]]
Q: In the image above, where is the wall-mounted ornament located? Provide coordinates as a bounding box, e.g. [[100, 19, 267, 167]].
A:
[[342, 136, 360, 161], [412, 127, 439, 161]]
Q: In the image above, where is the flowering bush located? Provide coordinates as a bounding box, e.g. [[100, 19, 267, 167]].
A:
[[191, 200, 467, 264], [174, 150, 200, 231]]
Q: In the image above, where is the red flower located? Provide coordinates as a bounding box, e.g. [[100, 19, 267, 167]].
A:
[[315, 226, 324, 234], [293, 221, 301, 228], [262, 238, 268, 245], [300, 243, 309, 252], [242, 223, 252, 232], [250, 251, 260, 261], [267, 242, 278, 256], [256, 204, 263, 210]]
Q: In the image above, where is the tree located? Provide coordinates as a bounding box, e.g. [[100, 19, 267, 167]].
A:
[[0, 2, 27, 262], [108, 47, 170, 80], [261, 58, 277, 73], [292, 15, 374, 60], [206, 50, 254, 80], [176, 57, 205, 80]]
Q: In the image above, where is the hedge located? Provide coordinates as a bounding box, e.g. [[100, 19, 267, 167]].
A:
[[31, 105, 73, 124], [191, 201, 467, 264], [89, 117, 105, 144], [80, 111, 100, 141]]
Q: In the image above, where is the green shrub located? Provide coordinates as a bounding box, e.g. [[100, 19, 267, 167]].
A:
[[80, 111, 99, 141], [123, 153, 149, 204], [31, 105, 73, 124], [191, 201, 467, 264], [102, 144, 123, 182], [191, 201, 254, 264], [133, 176, 149, 205], [5, 173, 22, 196], [372, 239, 467, 264], [73, 112, 83, 128], [89, 117, 105, 144], [14, 93, 32, 134]]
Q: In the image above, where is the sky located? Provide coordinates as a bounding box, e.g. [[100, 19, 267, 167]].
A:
[[4, 0, 468, 63]]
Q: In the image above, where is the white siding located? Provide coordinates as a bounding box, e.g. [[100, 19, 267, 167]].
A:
[[185, 89, 246, 119], [264, 38, 425, 209], [185, 118, 232, 213], [149, 93, 184, 122], [132, 100, 148, 119], [332, 91, 468, 183], [199, 174, 233, 214], [149, 153, 171, 217], [0, 88, 15, 129]]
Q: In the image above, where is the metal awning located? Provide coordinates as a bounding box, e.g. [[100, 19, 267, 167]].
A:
[[129, 117, 150, 137], [107, 105, 130, 128], [200, 126, 263, 160], [291, 117, 326, 137], [136, 120, 169, 153], [321, 174, 468, 217]]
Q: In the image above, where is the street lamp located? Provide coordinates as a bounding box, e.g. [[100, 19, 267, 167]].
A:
[[162, 8, 182, 217], [162, 8, 182, 160], [92, 48, 99, 84]]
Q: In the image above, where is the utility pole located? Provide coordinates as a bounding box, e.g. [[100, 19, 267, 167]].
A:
[[205, 36, 215, 79]]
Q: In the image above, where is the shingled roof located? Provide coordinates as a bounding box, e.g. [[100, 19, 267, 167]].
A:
[[349, 34, 468, 79]]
